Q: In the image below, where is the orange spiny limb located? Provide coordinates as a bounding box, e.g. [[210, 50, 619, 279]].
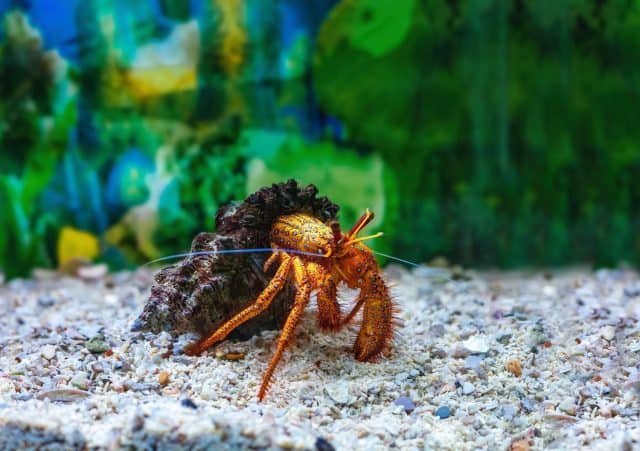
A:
[[340, 297, 365, 326], [258, 258, 310, 401], [313, 265, 341, 331], [184, 256, 292, 356], [353, 270, 395, 361], [263, 251, 281, 272]]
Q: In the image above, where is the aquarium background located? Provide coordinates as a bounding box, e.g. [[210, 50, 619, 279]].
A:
[[0, 0, 639, 278]]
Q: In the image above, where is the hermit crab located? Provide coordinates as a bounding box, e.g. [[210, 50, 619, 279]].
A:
[[134, 180, 396, 401]]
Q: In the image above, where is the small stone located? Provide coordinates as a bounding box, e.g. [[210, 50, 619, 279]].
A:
[[509, 438, 532, 451], [324, 385, 353, 405], [521, 398, 535, 413], [86, 334, 111, 354], [181, 398, 197, 409], [130, 319, 143, 332], [600, 325, 616, 341], [431, 348, 448, 359], [41, 345, 56, 361], [461, 415, 475, 425], [542, 285, 557, 297], [462, 382, 475, 395], [497, 333, 512, 344], [76, 263, 108, 280], [579, 386, 594, 399], [394, 396, 415, 414], [530, 332, 548, 347], [438, 383, 456, 394], [90, 362, 104, 374], [505, 359, 523, 377], [36, 389, 90, 402], [464, 355, 484, 370], [315, 437, 336, 451], [462, 335, 490, 354], [435, 406, 451, 419], [429, 324, 446, 338], [499, 404, 518, 421], [558, 398, 576, 416], [451, 347, 470, 358], [624, 286, 640, 297], [70, 373, 89, 390], [158, 371, 170, 386], [275, 436, 295, 449], [219, 351, 246, 361], [37, 296, 56, 308]]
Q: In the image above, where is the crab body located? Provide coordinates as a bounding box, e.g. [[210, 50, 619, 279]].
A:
[[185, 209, 395, 401]]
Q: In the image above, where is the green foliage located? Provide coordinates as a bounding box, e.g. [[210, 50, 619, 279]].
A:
[[0, 176, 54, 278], [2, 0, 640, 277], [315, 0, 640, 267], [0, 11, 77, 276], [347, 0, 415, 57]]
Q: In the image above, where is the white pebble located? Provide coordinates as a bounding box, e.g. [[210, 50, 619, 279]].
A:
[[462, 336, 490, 354], [41, 345, 57, 361], [600, 325, 616, 341], [70, 373, 89, 390], [558, 398, 577, 416], [462, 382, 475, 395]]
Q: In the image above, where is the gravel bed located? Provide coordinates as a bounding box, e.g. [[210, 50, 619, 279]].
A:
[[0, 266, 639, 450]]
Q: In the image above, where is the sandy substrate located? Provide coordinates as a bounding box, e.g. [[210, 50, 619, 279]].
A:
[[0, 266, 639, 450]]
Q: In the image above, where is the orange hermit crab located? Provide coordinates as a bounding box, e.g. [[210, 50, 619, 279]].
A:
[[185, 208, 396, 401]]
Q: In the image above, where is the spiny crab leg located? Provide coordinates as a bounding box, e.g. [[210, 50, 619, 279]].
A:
[[258, 257, 311, 400], [313, 264, 341, 331], [339, 297, 365, 326], [353, 271, 394, 361], [184, 256, 292, 356]]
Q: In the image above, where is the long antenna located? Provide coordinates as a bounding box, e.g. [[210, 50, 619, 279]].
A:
[[371, 250, 420, 268], [143, 248, 326, 267], [372, 251, 452, 279]]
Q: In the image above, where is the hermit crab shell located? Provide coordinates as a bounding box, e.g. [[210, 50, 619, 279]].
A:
[[133, 179, 339, 339]]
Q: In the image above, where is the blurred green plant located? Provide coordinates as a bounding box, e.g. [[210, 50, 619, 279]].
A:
[[0, 176, 51, 278], [3, 0, 640, 278], [0, 11, 76, 277], [314, 0, 640, 267]]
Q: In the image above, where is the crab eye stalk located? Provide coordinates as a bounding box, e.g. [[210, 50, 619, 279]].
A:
[[347, 209, 375, 239], [329, 221, 342, 243]]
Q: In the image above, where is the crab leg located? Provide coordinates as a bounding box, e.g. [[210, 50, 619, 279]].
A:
[[353, 271, 394, 361], [306, 262, 341, 331], [340, 297, 365, 326], [258, 257, 311, 401], [184, 256, 292, 355]]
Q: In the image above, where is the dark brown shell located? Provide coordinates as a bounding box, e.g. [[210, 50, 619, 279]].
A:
[[132, 180, 340, 339]]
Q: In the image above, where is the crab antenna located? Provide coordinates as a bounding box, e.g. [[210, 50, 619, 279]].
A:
[[371, 250, 420, 268], [344, 231, 384, 247], [143, 248, 326, 267]]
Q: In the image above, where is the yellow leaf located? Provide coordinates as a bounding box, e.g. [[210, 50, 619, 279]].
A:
[[57, 226, 100, 266]]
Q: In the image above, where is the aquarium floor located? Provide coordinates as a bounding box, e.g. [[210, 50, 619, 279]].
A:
[[0, 266, 639, 450]]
